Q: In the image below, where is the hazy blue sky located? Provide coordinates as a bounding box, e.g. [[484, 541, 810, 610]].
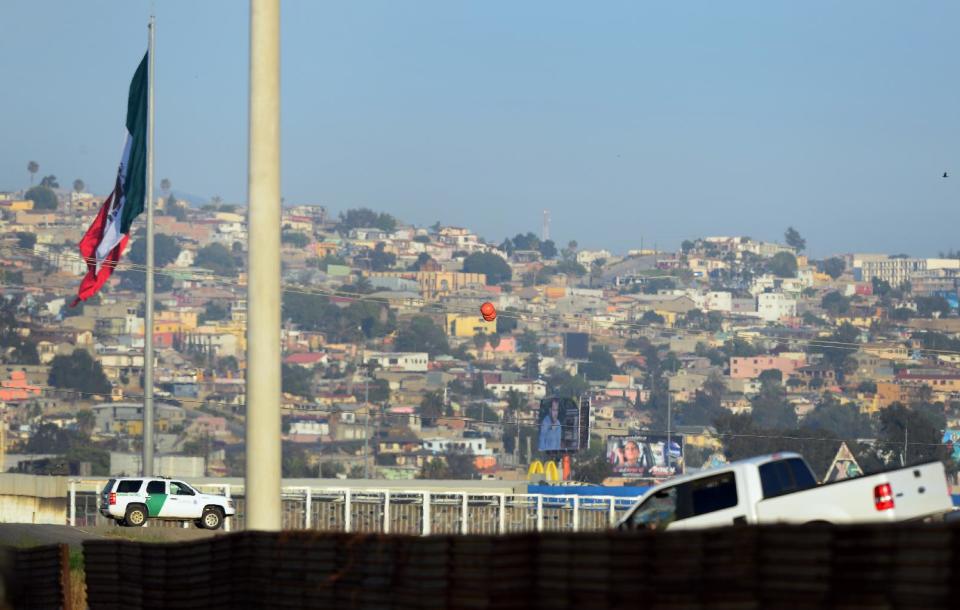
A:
[[2, 1, 958, 257]]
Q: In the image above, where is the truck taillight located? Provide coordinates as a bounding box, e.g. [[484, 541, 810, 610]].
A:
[[874, 483, 894, 511], [109, 492, 116, 505]]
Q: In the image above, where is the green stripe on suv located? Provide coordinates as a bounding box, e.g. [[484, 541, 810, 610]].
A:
[[146, 493, 167, 517]]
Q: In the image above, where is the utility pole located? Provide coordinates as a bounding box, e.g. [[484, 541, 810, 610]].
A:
[[903, 423, 908, 467], [363, 372, 369, 479], [666, 393, 672, 472], [142, 14, 156, 477], [245, 0, 282, 531]]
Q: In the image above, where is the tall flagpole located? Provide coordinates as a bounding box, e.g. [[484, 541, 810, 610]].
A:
[[246, 0, 282, 530], [143, 15, 156, 477]]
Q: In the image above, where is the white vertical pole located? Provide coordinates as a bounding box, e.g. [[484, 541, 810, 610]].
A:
[[422, 491, 431, 536], [461, 493, 469, 535], [608, 497, 617, 527], [572, 496, 580, 532], [143, 14, 156, 478], [344, 490, 352, 532], [304, 487, 312, 530], [69, 480, 76, 527], [224, 484, 232, 532], [498, 494, 506, 535], [536, 495, 543, 532], [245, 0, 283, 531], [383, 490, 391, 534]]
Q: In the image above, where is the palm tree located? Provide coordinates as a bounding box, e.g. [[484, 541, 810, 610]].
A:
[[27, 161, 38, 185], [160, 178, 171, 194], [73, 179, 85, 193]]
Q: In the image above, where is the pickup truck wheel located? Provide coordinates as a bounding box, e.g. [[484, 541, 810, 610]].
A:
[[125, 505, 148, 527], [201, 507, 224, 530]]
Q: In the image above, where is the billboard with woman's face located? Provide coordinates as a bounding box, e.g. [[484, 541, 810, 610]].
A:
[[537, 397, 585, 452], [606, 435, 683, 477]]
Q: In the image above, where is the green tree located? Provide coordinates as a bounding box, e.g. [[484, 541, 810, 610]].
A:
[[337, 208, 397, 233], [39, 175, 59, 188], [822, 257, 845, 279], [641, 310, 665, 325], [821, 291, 851, 316], [751, 381, 797, 429], [539, 239, 558, 259], [48, 350, 111, 395], [75, 410, 96, 436], [25, 185, 58, 211], [72, 178, 85, 193], [129, 233, 181, 268], [802, 394, 874, 439], [523, 352, 541, 379], [281, 231, 310, 247], [580, 346, 621, 381], [27, 160, 38, 185], [784, 227, 806, 251], [495, 308, 519, 334], [15, 232, 36, 250], [517, 330, 539, 354], [466, 402, 499, 422], [462, 252, 512, 285], [767, 252, 798, 278], [195, 243, 237, 275], [419, 390, 446, 425], [369, 242, 396, 271], [199, 301, 229, 323], [281, 364, 314, 397], [396, 316, 449, 356], [916, 296, 951, 318]]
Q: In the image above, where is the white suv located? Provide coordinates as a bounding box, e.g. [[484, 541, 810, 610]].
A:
[[99, 477, 235, 530]]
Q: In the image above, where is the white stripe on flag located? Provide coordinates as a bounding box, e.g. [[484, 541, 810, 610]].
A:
[[95, 134, 133, 271]]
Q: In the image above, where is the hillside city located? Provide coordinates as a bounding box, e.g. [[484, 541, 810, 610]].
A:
[[3, 171, 960, 485]]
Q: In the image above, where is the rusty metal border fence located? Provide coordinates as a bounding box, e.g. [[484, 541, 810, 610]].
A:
[[2, 543, 70, 610], [83, 523, 960, 610]]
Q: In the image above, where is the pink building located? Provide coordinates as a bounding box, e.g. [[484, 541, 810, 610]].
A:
[[730, 355, 806, 379], [0, 371, 41, 402]]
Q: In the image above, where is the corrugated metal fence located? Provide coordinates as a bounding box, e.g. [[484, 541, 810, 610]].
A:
[[1, 544, 69, 610], [82, 523, 960, 609]]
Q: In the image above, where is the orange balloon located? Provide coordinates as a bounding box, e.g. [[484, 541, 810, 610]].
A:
[[480, 302, 496, 322]]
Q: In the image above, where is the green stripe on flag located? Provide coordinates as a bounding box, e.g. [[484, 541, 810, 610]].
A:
[[120, 52, 148, 235]]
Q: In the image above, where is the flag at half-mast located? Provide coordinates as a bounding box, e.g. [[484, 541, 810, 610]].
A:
[[72, 52, 148, 306]]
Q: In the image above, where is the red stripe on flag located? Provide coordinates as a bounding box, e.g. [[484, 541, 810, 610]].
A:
[[71, 191, 129, 307]]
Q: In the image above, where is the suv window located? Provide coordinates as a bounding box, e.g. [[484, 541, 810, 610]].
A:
[[170, 481, 195, 496], [146, 481, 166, 494], [759, 458, 817, 498], [117, 480, 143, 493], [686, 472, 738, 516]]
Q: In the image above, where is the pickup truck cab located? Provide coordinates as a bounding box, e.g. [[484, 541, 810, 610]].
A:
[[100, 477, 235, 529], [617, 452, 953, 531]]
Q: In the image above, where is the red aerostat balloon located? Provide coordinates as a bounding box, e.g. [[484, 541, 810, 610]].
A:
[[480, 302, 497, 322]]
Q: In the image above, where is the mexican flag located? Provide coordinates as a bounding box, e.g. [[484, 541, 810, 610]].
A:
[[72, 52, 148, 306]]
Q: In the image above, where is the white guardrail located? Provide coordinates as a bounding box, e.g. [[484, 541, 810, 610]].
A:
[[68, 479, 640, 535]]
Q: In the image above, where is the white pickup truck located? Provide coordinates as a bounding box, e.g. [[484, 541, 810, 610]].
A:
[[616, 452, 953, 531]]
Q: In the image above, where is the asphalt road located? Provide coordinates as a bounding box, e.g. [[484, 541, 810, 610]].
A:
[[0, 523, 225, 549]]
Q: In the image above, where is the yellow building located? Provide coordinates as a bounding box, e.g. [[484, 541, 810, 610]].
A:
[[1, 199, 33, 211], [446, 313, 496, 337], [654, 310, 679, 328], [368, 271, 487, 300], [156, 310, 199, 331]]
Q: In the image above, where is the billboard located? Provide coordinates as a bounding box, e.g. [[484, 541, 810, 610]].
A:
[[563, 332, 590, 359], [606, 435, 683, 478], [536, 397, 588, 453], [943, 430, 960, 463]]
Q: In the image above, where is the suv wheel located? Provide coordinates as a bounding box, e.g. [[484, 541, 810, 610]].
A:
[[125, 505, 148, 527], [201, 507, 224, 530]]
